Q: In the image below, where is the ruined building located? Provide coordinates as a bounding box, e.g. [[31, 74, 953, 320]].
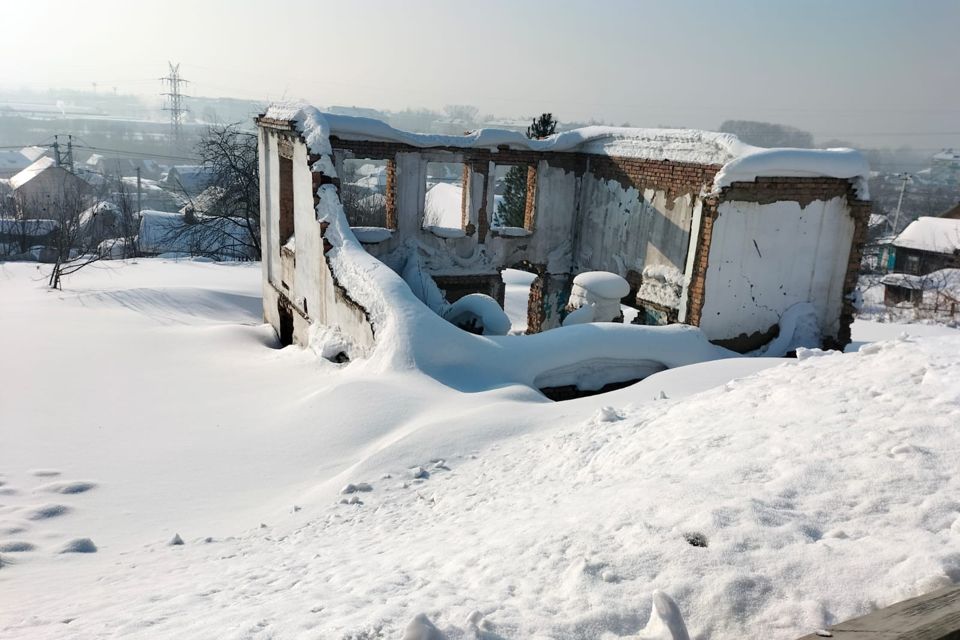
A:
[[256, 105, 869, 356]]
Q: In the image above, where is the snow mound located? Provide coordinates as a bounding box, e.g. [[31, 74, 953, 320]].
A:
[[572, 271, 630, 299], [352, 226, 393, 244], [442, 294, 512, 336]]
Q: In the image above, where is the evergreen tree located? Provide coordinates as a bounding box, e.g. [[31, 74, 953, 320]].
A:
[[496, 113, 558, 227], [526, 113, 558, 139], [498, 166, 529, 228]]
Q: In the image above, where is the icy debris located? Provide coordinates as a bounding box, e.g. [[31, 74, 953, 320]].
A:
[[168, 533, 184, 546], [601, 569, 620, 583], [683, 532, 709, 548], [595, 406, 624, 423], [401, 613, 446, 640], [340, 482, 373, 494], [638, 265, 683, 309], [0, 541, 35, 552], [796, 347, 833, 361], [339, 495, 363, 505], [410, 466, 430, 480], [635, 591, 690, 640], [59, 538, 97, 554]]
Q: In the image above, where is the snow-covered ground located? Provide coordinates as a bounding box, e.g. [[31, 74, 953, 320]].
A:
[[1, 260, 959, 640]]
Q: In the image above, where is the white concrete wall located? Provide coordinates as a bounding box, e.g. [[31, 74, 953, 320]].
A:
[[698, 196, 854, 342], [575, 173, 696, 279], [260, 129, 375, 351]]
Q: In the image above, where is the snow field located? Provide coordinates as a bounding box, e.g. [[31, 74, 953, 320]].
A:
[[2, 259, 960, 639]]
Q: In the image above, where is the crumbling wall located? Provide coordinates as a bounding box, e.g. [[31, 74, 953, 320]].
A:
[[259, 124, 375, 352], [692, 178, 868, 350], [258, 112, 869, 352]]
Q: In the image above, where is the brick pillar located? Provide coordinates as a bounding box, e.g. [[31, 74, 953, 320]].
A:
[[527, 272, 573, 334], [828, 191, 871, 350], [385, 159, 398, 229], [523, 164, 538, 231], [684, 196, 719, 327]]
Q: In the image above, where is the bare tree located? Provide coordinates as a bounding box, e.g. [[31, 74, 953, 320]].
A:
[[40, 177, 110, 289], [184, 123, 260, 258]]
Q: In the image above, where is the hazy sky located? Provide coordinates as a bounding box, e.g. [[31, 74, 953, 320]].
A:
[[4, 0, 959, 148]]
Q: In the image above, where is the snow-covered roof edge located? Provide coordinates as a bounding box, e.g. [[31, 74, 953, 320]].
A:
[[261, 102, 870, 199]]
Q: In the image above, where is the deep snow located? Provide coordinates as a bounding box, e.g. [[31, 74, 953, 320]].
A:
[[1, 260, 960, 640]]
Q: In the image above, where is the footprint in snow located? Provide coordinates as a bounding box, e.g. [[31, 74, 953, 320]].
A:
[[30, 469, 61, 478], [36, 481, 97, 495], [0, 522, 29, 536], [24, 504, 71, 520]]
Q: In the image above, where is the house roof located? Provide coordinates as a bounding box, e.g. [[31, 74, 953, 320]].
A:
[[933, 149, 960, 163], [882, 268, 960, 300], [20, 146, 48, 162], [0, 149, 33, 174], [9, 157, 58, 190], [893, 216, 960, 254]]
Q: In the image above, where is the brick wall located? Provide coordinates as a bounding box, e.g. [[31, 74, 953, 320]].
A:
[[684, 178, 870, 350]]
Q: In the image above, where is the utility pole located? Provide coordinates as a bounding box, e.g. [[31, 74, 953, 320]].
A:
[[891, 173, 912, 236], [65, 135, 74, 172], [51, 135, 74, 172], [160, 62, 190, 147], [136, 167, 142, 214]]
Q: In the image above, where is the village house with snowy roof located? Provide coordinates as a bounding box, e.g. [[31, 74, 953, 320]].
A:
[[254, 104, 871, 369], [882, 215, 960, 312], [9, 157, 89, 219]]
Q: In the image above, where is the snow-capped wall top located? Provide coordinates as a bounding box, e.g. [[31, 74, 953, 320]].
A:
[[894, 216, 960, 254], [262, 102, 870, 198]]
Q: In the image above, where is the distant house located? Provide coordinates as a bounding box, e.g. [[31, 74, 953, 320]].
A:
[[0, 217, 59, 260], [931, 149, 960, 184], [138, 209, 253, 259], [0, 149, 34, 179], [884, 216, 960, 311], [9, 157, 89, 219], [162, 165, 215, 194], [85, 154, 163, 180]]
